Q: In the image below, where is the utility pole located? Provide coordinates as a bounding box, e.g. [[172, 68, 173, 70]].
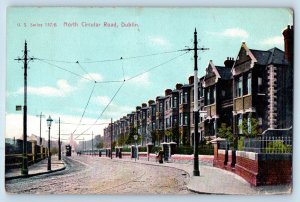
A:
[[92, 131, 94, 156], [111, 118, 113, 159], [15, 41, 34, 176], [193, 28, 209, 176], [36, 112, 45, 146], [181, 29, 209, 176], [58, 117, 61, 160]]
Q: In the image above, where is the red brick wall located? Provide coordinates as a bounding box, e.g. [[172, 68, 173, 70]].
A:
[[226, 150, 235, 172], [258, 159, 292, 185], [213, 151, 227, 169], [235, 156, 258, 186], [235, 153, 292, 186]]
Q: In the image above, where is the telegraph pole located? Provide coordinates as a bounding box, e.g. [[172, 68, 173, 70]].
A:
[[58, 117, 61, 160], [36, 112, 45, 146], [15, 41, 34, 176], [111, 118, 113, 159], [193, 28, 200, 176], [92, 131, 94, 156], [181, 29, 209, 176], [193, 28, 209, 176]]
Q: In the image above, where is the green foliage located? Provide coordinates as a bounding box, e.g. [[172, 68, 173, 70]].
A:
[[150, 146, 162, 153], [125, 127, 140, 145], [239, 117, 260, 137], [175, 145, 214, 155], [265, 140, 292, 153], [165, 129, 172, 137], [218, 123, 234, 142], [121, 147, 131, 152], [96, 142, 104, 149], [198, 144, 214, 155], [150, 130, 157, 144], [172, 124, 179, 143], [138, 146, 147, 152], [112, 141, 116, 150], [176, 146, 193, 155], [238, 137, 244, 151], [117, 134, 126, 146]]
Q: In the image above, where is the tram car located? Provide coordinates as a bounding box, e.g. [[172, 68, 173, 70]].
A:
[[65, 145, 72, 156]]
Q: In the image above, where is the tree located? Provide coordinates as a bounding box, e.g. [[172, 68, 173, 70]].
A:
[[164, 128, 172, 142], [151, 130, 157, 145], [96, 142, 103, 149], [172, 124, 179, 144], [218, 123, 234, 142], [125, 127, 141, 145], [117, 133, 125, 146], [239, 117, 260, 138]]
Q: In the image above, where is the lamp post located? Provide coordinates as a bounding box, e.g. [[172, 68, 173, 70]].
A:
[[134, 134, 138, 162], [46, 115, 53, 171], [58, 117, 61, 160]]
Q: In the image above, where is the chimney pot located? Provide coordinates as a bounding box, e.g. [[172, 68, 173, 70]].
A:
[[282, 24, 294, 64], [188, 76, 194, 85], [176, 83, 183, 90]]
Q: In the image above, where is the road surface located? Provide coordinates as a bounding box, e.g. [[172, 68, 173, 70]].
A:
[[5, 155, 192, 194]]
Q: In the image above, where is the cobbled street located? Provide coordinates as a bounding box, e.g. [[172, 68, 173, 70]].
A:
[[5, 156, 192, 194]]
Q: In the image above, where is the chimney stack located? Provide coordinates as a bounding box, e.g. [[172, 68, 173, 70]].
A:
[[188, 76, 194, 85], [224, 57, 235, 68], [282, 25, 294, 64], [176, 83, 183, 90], [148, 100, 155, 106], [165, 89, 172, 96]]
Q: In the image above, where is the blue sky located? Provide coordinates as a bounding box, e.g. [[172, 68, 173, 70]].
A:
[[6, 7, 293, 141]]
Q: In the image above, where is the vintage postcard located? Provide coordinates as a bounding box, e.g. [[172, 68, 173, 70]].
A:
[[5, 7, 293, 195]]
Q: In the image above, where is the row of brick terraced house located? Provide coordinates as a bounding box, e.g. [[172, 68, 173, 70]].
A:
[[103, 25, 293, 148]]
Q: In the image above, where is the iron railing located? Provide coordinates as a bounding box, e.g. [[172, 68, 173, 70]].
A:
[[242, 135, 292, 154]]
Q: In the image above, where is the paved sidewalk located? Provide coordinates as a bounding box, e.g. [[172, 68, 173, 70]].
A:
[[5, 157, 66, 180], [108, 156, 292, 195]]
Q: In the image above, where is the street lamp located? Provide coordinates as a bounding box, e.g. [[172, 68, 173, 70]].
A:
[[46, 115, 53, 171], [134, 134, 138, 162]]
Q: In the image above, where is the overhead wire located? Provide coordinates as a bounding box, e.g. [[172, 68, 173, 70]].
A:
[[75, 81, 125, 140], [34, 49, 182, 64], [74, 51, 189, 139], [76, 61, 96, 82], [71, 83, 96, 135], [35, 50, 189, 140], [38, 59, 94, 82], [126, 51, 189, 81]]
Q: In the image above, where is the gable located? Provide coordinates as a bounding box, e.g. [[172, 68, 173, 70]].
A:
[[203, 61, 220, 87], [232, 42, 257, 76]]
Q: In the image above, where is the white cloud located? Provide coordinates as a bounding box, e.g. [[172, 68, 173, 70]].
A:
[[104, 104, 135, 118], [148, 36, 171, 47], [222, 28, 249, 38], [80, 73, 103, 83], [5, 113, 110, 143], [261, 36, 284, 47], [94, 96, 110, 106], [57, 79, 73, 93], [209, 28, 249, 39], [125, 72, 151, 86], [15, 79, 75, 97]]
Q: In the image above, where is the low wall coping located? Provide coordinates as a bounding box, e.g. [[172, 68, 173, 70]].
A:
[[236, 151, 258, 161], [236, 151, 292, 161], [217, 149, 226, 155]]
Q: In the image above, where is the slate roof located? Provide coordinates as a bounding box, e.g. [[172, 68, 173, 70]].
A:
[[215, 66, 232, 80], [250, 47, 288, 66]]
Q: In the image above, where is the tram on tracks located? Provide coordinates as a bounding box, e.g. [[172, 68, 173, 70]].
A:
[[65, 145, 72, 156]]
